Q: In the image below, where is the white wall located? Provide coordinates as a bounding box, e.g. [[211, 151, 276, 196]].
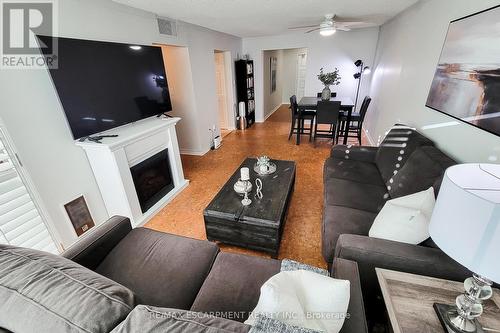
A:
[[162, 46, 200, 154], [0, 0, 241, 249], [242, 28, 380, 122], [262, 49, 284, 119], [366, 0, 500, 162]]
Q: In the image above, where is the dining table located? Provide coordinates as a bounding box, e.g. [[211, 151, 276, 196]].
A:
[[296, 96, 355, 145]]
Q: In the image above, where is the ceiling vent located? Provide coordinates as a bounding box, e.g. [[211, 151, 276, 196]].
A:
[[157, 17, 177, 37]]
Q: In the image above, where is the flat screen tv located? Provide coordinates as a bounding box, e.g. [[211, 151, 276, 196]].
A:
[[37, 36, 172, 139]]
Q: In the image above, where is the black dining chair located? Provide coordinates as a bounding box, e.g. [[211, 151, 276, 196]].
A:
[[288, 95, 315, 142], [313, 101, 341, 147], [337, 96, 371, 145]]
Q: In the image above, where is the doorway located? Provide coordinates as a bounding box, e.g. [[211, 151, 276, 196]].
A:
[[278, 48, 308, 105], [214, 50, 235, 139]]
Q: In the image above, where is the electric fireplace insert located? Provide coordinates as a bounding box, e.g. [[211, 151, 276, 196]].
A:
[[130, 149, 174, 213]]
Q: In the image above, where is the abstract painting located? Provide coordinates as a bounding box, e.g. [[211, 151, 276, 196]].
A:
[[426, 5, 500, 136], [270, 56, 277, 93]]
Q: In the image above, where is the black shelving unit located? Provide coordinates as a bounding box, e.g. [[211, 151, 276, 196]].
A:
[[235, 59, 255, 128]]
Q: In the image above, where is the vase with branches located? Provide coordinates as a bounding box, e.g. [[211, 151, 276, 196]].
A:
[[317, 67, 341, 100]]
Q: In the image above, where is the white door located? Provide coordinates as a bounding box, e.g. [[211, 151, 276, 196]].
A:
[[296, 51, 307, 100], [214, 52, 229, 130]]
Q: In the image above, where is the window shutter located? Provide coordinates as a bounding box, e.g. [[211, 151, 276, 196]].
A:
[[0, 129, 58, 253]]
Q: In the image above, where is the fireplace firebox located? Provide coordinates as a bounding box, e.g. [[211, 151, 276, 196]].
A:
[[130, 149, 174, 213]]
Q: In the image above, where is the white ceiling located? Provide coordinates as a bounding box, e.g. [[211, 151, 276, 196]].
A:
[[112, 0, 420, 37]]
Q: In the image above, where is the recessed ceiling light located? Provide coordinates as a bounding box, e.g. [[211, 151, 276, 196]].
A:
[[129, 45, 142, 50]]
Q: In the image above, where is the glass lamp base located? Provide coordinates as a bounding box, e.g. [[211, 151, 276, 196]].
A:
[[241, 197, 252, 206], [434, 303, 485, 333]]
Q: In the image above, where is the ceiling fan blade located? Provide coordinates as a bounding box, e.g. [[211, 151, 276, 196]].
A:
[[333, 15, 362, 23], [305, 27, 320, 33], [336, 26, 351, 31], [288, 25, 318, 30], [335, 21, 367, 26]]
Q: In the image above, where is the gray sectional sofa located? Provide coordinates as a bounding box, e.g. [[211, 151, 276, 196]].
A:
[[0, 216, 368, 333], [322, 126, 472, 318]]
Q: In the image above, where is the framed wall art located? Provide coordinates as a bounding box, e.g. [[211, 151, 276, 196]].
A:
[[270, 56, 277, 93], [426, 5, 500, 136]]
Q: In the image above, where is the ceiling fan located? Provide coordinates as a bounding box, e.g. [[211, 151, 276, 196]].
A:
[[288, 14, 365, 36]]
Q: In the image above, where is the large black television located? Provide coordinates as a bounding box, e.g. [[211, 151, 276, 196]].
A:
[[38, 36, 172, 139]]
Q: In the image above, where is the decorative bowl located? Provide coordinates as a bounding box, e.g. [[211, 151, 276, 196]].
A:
[[234, 179, 252, 194]]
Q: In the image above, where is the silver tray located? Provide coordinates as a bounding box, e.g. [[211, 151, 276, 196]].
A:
[[254, 162, 277, 175]]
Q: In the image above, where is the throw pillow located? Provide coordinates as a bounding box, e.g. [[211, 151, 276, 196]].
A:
[[369, 187, 435, 244], [387, 146, 456, 198], [280, 258, 329, 276], [245, 270, 350, 333], [249, 315, 323, 333], [0, 244, 135, 333]]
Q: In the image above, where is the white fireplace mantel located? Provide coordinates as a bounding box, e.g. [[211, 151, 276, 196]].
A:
[[76, 116, 188, 227]]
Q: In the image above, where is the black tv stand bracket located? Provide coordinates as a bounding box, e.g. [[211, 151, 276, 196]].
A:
[[157, 112, 173, 119], [78, 134, 118, 144]]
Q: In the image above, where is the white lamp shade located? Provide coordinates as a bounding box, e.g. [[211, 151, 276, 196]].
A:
[[429, 164, 500, 283]]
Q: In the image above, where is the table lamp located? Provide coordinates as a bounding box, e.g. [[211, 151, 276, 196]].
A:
[[429, 164, 500, 333]]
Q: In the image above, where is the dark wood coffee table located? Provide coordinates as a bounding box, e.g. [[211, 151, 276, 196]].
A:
[[203, 158, 296, 258]]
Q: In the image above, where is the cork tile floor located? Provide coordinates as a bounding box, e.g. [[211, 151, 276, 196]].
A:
[[146, 105, 366, 269]]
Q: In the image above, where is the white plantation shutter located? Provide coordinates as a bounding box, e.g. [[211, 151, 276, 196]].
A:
[[0, 129, 58, 253]]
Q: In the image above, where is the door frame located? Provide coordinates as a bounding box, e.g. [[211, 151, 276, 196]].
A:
[[214, 50, 236, 130]]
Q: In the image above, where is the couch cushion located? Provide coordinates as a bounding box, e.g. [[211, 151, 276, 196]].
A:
[[387, 146, 456, 198], [190, 252, 281, 322], [375, 126, 434, 182], [324, 157, 384, 186], [330, 145, 378, 163], [111, 305, 250, 333], [324, 178, 389, 213], [96, 228, 219, 310], [322, 205, 377, 263], [0, 244, 134, 333]]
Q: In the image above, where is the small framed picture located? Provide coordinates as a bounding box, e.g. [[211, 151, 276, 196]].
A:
[[64, 195, 95, 236]]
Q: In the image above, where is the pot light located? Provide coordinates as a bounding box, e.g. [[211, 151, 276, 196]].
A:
[[129, 45, 142, 50], [320, 26, 336, 36]]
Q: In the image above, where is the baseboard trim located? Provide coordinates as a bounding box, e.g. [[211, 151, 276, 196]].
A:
[[180, 148, 209, 156], [257, 104, 282, 123], [363, 128, 376, 146]]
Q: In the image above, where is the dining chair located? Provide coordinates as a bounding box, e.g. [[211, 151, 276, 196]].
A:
[[313, 101, 341, 147], [337, 96, 371, 145], [288, 95, 315, 142]]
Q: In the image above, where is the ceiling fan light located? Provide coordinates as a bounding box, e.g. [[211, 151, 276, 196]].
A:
[[320, 27, 336, 36]]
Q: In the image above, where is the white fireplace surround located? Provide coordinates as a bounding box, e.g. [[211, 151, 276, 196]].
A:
[[76, 117, 188, 227]]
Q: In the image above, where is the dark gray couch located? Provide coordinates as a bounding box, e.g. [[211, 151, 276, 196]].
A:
[[0, 216, 368, 333], [322, 126, 472, 317]]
